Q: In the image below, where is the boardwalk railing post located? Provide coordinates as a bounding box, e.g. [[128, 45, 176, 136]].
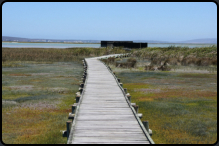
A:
[[143, 121, 149, 133], [131, 103, 142, 118], [79, 87, 83, 94], [76, 92, 80, 96], [143, 121, 152, 136], [132, 105, 138, 113], [126, 93, 131, 102], [68, 113, 75, 121], [137, 113, 143, 119], [117, 78, 120, 83], [83, 74, 86, 79], [71, 103, 77, 114], [124, 88, 127, 94], [80, 83, 84, 88], [76, 95, 80, 103], [62, 130, 67, 137], [82, 78, 85, 83], [66, 121, 72, 140]]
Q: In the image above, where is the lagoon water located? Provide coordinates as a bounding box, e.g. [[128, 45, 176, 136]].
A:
[[2, 42, 100, 48], [2, 42, 216, 48]]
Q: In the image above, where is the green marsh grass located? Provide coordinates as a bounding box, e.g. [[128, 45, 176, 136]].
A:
[[112, 61, 217, 144], [105, 54, 216, 144], [2, 61, 83, 144], [2, 47, 127, 144], [2, 47, 127, 63], [2, 46, 217, 144]]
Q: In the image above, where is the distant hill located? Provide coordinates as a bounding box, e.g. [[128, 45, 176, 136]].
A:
[[175, 38, 217, 44], [134, 39, 217, 44]]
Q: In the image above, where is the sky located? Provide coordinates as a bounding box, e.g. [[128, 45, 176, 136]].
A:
[[2, 2, 217, 42]]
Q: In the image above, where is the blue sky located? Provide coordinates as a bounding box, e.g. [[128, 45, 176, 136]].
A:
[[2, 2, 217, 41]]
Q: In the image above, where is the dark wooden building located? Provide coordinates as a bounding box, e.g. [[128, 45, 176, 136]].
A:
[[101, 41, 147, 49]]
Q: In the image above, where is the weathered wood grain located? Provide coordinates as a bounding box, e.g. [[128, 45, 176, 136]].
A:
[[67, 56, 153, 144]]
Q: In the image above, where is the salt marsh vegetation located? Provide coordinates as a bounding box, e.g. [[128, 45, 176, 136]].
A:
[[2, 61, 83, 144], [2, 46, 217, 144], [2, 47, 128, 144], [107, 54, 217, 144]]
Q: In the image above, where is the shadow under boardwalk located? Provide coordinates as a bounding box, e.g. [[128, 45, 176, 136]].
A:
[[67, 55, 154, 144]]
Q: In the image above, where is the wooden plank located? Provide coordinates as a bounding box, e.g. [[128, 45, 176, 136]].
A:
[[73, 129, 146, 133], [72, 137, 148, 141], [78, 111, 133, 115], [73, 130, 144, 134], [71, 137, 149, 143], [80, 103, 129, 106], [67, 56, 152, 144], [76, 115, 138, 121], [71, 142, 150, 144], [75, 120, 139, 125]]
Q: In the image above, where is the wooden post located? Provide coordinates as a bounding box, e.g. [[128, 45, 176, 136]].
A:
[[62, 130, 67, 137], [143, 121, 149, 133], [117, 78, 120, 83], [120, 83, 123, 87], [76, 92, 80, 96], [80, 83, 84, 88], [137, 113, 143, 119], [71, 104, 77, 114], [127, 95, 131, 102], [68, 113, 75, 121], [132, 105, 138, 113], [76, 95, 80, 103], [79, 88, 83, 94], [149, 129, 152, 136], [124, 88, 127, 94], [66, 121, 72, 140]]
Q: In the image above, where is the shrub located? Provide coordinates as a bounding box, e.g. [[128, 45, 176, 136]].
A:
[[132, 46, 217, 66], [127, 58, 137, 67]]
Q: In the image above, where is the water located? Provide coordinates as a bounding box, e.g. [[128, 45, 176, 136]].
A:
[[2, 42, 100, 48], [2, 42, 216, 48]]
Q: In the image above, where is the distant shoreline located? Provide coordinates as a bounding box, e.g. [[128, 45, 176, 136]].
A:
[[2, 41, 100, 44], [2, 41, 217, 45]]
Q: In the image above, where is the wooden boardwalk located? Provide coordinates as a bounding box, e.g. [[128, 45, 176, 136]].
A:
[[67, 54, 154, 144]]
